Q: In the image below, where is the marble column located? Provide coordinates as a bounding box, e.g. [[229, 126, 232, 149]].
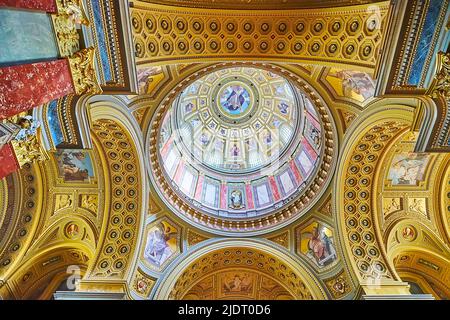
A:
[[0, 59, 74, 120], [0, 47, 101, 120], [0, 0, 57, 12]]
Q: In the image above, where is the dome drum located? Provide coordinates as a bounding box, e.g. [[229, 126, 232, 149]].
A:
[[148, 63, 337, 235]]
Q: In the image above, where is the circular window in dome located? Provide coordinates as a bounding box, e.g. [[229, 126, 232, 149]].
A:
[[148, 65, 337, 236]]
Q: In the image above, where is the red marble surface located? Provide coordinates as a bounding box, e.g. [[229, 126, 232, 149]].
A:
[[0, 143, 19, 180], [245, 184, 254, 209], [0, 0, 57, 12], [268, 176, 281, 201], [173, 159, 185, 184], [0, 60, 74, 120], [289, 159, 303, 184], [160, 137, 173, 158], [220, 183, 227, 209], [302, 137, 318, 161], [194, 175, 204, 201], [306, 110, 321, 129]]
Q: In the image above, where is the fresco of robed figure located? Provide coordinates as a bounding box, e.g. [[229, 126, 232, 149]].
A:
[[388, 152, 430, 185], [300, 222, 337, 268], [55, 150, 94, 182], [143, 221, 178, 269]]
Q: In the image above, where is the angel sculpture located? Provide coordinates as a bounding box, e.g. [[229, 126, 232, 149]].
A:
[[144, 223, 177, 267], [14, 115, 40, 141]]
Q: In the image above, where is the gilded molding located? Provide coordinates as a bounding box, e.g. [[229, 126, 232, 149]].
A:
[[137, 0, 384, 10], [51, 14, 80, 57], [186, 230, 208, 247], [10, 134, 46, 168], [420, 52, 450, 150], [132, 268, 156, 298], [131, 2, 389, 72], [267, 231, 290, 249], [55, 0, 89, 26], [67, 48, 103, 95], [426, 52, 450, 99], [324, 269, 353, 299], [0, 163, 41, 280], [340, 120, 410, 281]]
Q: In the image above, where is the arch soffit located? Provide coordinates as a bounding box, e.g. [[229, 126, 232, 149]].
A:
[[333, 102, 416, 288], [83, 97, 149, 283], [153, 239, 328, 300]]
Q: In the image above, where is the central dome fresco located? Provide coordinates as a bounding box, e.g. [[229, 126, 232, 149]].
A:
[[149, 65, 336, 235], [173, 67, 299, 174]]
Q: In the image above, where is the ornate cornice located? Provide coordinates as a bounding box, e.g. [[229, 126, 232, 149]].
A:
[[55, 0, 89, 25], [10, 135, 46, 168], [67, 48, 103, 95], [51, 15, 80, 58], [426, 52, 450, 99], [417, 52, 450, 151], [136, 0, 385, 10]]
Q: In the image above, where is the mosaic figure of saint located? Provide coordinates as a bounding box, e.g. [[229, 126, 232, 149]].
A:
[[275, 84, 286, 96], [190, 118, 200, 128], [222, 85, 248, 112], [272, 117, 281, 128], [264, 132, 272, 145], [185, 102, 194, 113], [246, 139, 257, 151], [200, 133, 210, 146], [231, 143, 240, 157], [310, 127, 320, 147], [229, 189, 244, 209], [189, 83, 199, 94], [215, 140, 224, 151], [278, 102, 289, 114]]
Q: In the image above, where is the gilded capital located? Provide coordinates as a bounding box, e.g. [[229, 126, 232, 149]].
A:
[[51, 14, 80, 57], [10, 133, 46, 168], [55, 0, 89, 26], [67, 48, 103, 95], [426, 52, 450, 99]]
